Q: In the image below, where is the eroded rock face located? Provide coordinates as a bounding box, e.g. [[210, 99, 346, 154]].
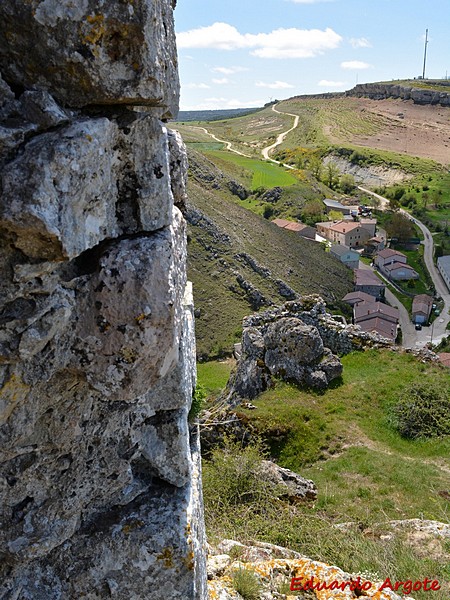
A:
[[225, 305, 343, 404], [0, 0, 207, 597], [0, 0, 180, 116]]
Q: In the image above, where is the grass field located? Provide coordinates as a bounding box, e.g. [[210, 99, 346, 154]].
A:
[[200, 350, 450, 599], [203, 150, 299, 189]]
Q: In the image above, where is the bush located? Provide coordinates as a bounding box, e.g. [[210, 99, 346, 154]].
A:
[[202, 439, 279, 509], [231, 568, 262, 600], [390, 382, 450, 439], [262, 203, 274, 219]]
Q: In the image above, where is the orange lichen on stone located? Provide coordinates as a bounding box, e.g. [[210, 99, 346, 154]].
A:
[[82, 14, 106, 52], [157, 547, 174, 569], [0, 373, 30, 426], [212, 557, 409, 600]]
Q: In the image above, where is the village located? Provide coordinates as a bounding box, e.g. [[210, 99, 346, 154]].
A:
[[273, 197, 442, 345]]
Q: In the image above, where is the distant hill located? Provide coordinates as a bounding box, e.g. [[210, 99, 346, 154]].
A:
[[175, 107, 261, 122]]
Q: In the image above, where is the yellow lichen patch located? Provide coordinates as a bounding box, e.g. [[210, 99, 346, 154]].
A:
[[85, 134, 93, 142], [0, 373, 30, 426], [121, 519, 145, 535], [157, 547, 174, 569], [82, 14, 107, 51], [184, 549, 195, 571], [119, 347, 138, 364]]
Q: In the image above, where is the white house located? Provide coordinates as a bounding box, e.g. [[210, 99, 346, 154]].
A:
[[437, 255, 450, 291]]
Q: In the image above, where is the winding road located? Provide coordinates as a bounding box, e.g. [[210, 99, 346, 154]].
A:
[[190, 126, 252, 158], [190, 113, 450, 347], [190, 103, 300, 166]]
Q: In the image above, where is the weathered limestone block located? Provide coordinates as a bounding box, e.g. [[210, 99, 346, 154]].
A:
[[260, 461, 317, 501], [75, 219, 186, 401], [224, 301, 351, 403], [0, 210, 194, 565], [0, 110, 174, 261], [0, 0, 179, 115], [264, 317, 324, 377], [0, 118, 120, 260], [1, 430, 207, 600]]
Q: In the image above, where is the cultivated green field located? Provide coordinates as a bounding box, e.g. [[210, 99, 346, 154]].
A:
[[203, 149, 298, 189]]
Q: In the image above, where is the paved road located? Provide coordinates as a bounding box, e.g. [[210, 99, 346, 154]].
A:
[[359, 186, 450, 346]]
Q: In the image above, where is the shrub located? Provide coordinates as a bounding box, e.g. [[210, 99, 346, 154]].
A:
[[202, 439, 278, 509], [231, 568, 262, 600], [189, 384, 206, 421], [262, 203, 274, 219], [390, 382, 450, 439]]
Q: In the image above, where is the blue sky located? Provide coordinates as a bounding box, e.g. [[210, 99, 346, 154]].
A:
[[174, 0, 449, 111]]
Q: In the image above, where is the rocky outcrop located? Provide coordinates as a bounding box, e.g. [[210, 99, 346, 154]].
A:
[[224, 296, 392, 404], [207, 540, 409, 600], [0, 1, 207, 598], [347, 82, 450, 107]]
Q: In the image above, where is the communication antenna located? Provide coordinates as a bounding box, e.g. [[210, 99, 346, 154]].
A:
[[422, 29, 429, 79]]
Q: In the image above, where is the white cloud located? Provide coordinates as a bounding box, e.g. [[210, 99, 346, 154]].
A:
[[212, 77, 230, 85], [184, 82, 210, 89], [212, 66, 249, 75], [341, 60, 371, 70], [255, 80, 295, 89], [318, 79, 347, 87], [177, 22, 342, 59], [177, 22, 250, 51], [349, 37, 372, 49]]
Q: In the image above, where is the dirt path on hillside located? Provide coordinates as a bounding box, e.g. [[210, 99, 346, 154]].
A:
[[261, 104, 299, 164], [189, 126, 252, 158], [328, 427, 450, 476]]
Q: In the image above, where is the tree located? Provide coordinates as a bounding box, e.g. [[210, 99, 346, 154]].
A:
[[322, 162, 340, 190], [301, 199, 325, 225], [339, 173, 356, 194], [388, 197, 400, 212], [262, 204, 274, 219], [328, 210, 343, 221], [385, 213, 415, 242], [308, 155, 323, 180]]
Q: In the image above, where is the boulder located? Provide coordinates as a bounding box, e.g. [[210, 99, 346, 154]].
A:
[[260, 460, 318, 501]]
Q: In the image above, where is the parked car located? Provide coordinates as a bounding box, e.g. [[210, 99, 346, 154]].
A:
[[415, 323, 422, 331]]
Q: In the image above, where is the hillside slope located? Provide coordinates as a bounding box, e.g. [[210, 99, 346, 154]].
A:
[[185, 149, 353, 358]]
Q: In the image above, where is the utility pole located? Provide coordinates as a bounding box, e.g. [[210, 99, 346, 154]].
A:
[[422, 29, 428, 79]]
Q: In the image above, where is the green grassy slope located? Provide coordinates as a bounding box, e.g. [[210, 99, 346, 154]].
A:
[[186, 149, 353, 358], [200, 350, 450, 599]]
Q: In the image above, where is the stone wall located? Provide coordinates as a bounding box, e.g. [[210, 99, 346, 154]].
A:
[[0, 1, 207, 598]]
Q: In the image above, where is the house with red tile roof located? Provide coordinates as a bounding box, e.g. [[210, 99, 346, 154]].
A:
[[316, 220, 371, 248]]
